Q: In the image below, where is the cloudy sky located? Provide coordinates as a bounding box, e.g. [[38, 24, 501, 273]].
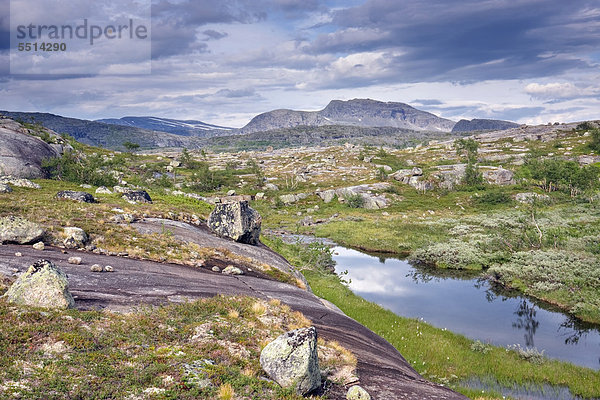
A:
[[0, 0, 599, 127]]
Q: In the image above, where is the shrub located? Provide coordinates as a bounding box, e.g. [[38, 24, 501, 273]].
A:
[[345, 193, 365, 208], [470, 340, 492, 354], [507, 344, 545, 365], [476, 191, 512, 205], [41, 152, 118, 187], [410, 239, 487, 270]]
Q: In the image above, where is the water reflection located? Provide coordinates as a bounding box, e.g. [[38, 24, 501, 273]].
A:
[[332, 246, 600, 369], [513, 300, 540, 348]]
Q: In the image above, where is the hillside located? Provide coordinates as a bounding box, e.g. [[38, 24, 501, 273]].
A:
[[0, 111, 205, 151], [97, 116, 234, 137], [240, 98, 457, 134], [452, 118, 519, 133]]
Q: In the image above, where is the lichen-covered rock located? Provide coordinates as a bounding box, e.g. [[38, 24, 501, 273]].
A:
[[0, 216, 44, 244], [482, 167, 515, 185], [207, 201, 261, 245], [0, 183, 12, 193], [56, 190, 96, 203], [95, 186, 112, 194], [260, 327, 321, 395], [122, 190, 152, 204], [3, 260, 75, 309], [222, 265, 244, 275], [346, 385, 371, 400], [63, 227, 89, 249], [0, 176, 41, 189], [32, 242, 45, 251]]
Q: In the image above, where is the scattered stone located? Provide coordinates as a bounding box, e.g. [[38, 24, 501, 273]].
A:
[[226, 189, 236, 196], [90, 264, 103, 272], [255, 192, 265, 200], [182, 359, 214, 388], [95, 186, 112, 194], [56, 190, 95, 203], [63, 227, 88, 249], [122, 190, 153, 204], [260, 327, 321, 395], [211, 266, 221, 273], [207, 200, 262, 245], [104, 266, 114, 272], [170, 160, 181, 168], [15, 252, 22, 257], [67, 257, 82, 265], [346, 386, 371, 400], [80, 184, 92, 189], [515, 192, 551, 203], [316, 189, 336, 203], [265, 183, 279, 191], [112, 213, 136, 224], [32, 242, 45, 251], [482, 167, 515, 186], [0, 183, 12, 193], [3, 260, 75, 309], [222, 265, 244, 275], [112, 185, 130, 193], [0, 216, 45, 244], [279, 193, 309, 204]]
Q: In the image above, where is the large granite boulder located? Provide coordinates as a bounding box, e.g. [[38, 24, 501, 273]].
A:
[[122, 190, 153, 204], [207, 201, 261, 245], [3, 260, 75, 309], [260, 327, 321, 395], [56, 190, 96, 203], [0, 118, 62, 179], [63, 227, 89, 249], [0, 216, 44, 244], [482, 167, 515, 185]]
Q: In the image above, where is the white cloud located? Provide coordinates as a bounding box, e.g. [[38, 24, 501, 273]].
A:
[[525, 82, 600, 100]]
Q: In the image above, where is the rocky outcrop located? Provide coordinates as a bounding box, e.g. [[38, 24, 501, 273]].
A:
[[207, 201, 262, 245], [390, 167, 434, 192], [315, 183, 389, 209], [260, 327, 321, 395], [56, 190, 96, 203], [3, 260, 75, 309], [63, 227, 89, 249], [122, 190, 153, 204], [451, 118, 518, 133], [0, 216, 44, 244], [0, 118, 62, 179]]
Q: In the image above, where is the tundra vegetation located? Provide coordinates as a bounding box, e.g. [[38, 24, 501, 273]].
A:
[[2, 118, 600, 398]]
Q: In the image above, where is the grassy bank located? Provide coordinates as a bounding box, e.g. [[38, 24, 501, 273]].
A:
[[0, 295, 357, 399], [265, 237, 600, 399]]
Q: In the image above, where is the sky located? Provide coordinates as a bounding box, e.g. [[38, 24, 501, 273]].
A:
[[0, 0, 599, 128]]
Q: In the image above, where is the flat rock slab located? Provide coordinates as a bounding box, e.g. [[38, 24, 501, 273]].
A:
[[0, 244, 466, 400]]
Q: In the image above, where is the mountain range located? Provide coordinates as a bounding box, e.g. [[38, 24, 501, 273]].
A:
[[1, 99, 519, 150], [96, 116, 233, 137]]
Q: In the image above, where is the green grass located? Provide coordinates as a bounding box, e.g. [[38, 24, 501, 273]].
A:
[[0, 296, 337, 399]]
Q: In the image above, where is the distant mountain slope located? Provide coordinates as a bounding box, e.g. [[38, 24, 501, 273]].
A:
[[451, 118, 519, 133], [96, 116, 234, 137], [240, 99, 456, 134], [0, 111, 204, 150]]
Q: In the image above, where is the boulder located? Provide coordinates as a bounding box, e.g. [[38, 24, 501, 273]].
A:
[[32, 242, 45, 251], [3, 260, 75, 309], [0, 183, 12, 193], [222, 265, 244, 275], [56, 190, 96, 203], [347, 386, 371, 400], [113, 185, 130, 193], [95, 186, 112, 194], [122, 190, 153, 204], [279, 193, 308, 204], [482, 167, 515, 185], [63, 227, 89, 249], [0, 119, 62, 179], [207, 201, 262, 245], [265, 183, 279, 191], [0, 176, 41, 189], [0, 216, 44, 244], [260, 327, 321, 395], [316, 189, 336, 203]]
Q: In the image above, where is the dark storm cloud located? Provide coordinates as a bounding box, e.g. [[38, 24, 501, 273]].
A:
[[202, 29, 228, 41], [304, 0, 599, 82]]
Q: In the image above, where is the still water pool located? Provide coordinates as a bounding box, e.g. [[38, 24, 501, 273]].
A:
[[332, 246, 600, 370]]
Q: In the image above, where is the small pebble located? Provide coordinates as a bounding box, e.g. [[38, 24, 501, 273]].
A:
[[32, 242, 45, 251], [68, 257, 82, 265], [211, 266, 221, 272], [104, 266, 114, 272], [90, 264, 103, 272], [15, 252, 22, 257]]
